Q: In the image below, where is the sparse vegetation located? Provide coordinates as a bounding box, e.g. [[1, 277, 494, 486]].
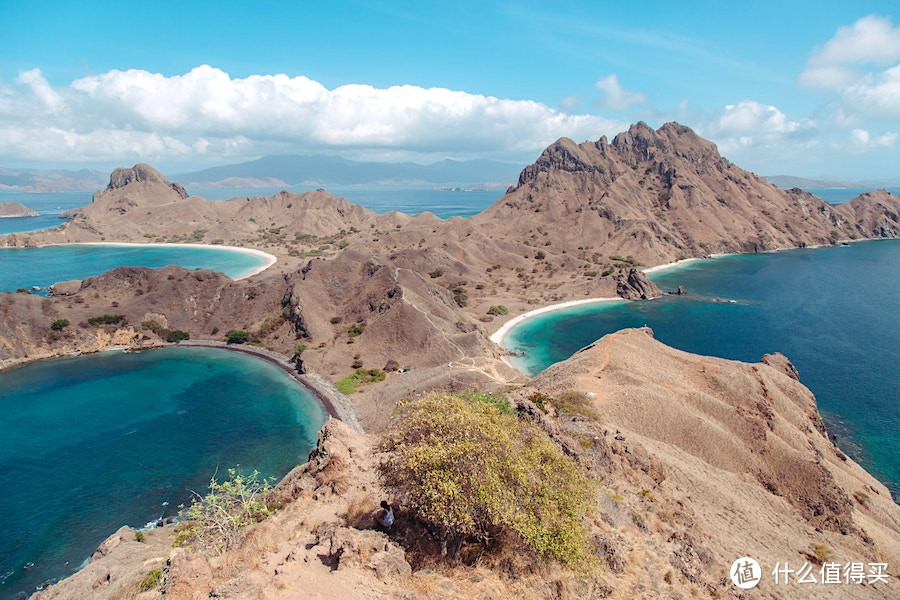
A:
[[335, 368, 386, 394], [429, 269, 444, 279], [225, 330, 250, 344], [347, 323, 365, 338], [50, 319, 69, 331], [88, 314, 126, 327], [166, 330, 190, 343], [174, 467, 274, 554], [379, 392, 596, 568], [486, 305, 509, 316], [553, 390, 602, 420], [136, 568, 162, 592]]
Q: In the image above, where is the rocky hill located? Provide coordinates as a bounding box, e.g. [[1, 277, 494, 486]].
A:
[[0, 201, 39, 218], [32, 330, 900, 599]]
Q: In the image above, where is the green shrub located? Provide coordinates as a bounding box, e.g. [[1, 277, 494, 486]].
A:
[[486, 305, 509, 316], [225, 330, 250, 344], [166, 330, 190, 343], [379, 393, 596, 568], [137, 568, 162, 592], [50, 319, 69, 331], [335, 368, 386, 394], [88, 314, 126, 327], [174, 467, 273, 554], [429, 269, 444, 278], [347, 324, 365, 338]]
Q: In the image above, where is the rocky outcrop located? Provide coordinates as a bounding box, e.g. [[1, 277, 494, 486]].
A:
[[0, 201, 39, 218], [613, 267, 662, 300]]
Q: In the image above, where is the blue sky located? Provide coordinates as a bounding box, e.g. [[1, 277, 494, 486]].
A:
[[1, 1, 898, 179]]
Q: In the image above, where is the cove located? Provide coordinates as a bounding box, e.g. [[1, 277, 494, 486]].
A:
[[0, 346, 327, 598], [502, 240, 900, 501], [0, 244, 273, 294]]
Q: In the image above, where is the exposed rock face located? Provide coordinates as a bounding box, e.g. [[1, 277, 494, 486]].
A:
[[0, 201, 39, 218], [613, 267, 662, 299], [477, 122, 900, 266]]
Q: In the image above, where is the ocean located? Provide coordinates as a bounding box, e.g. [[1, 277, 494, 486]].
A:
[[0, 346, 327, 598], [503, 240, 900, 502]]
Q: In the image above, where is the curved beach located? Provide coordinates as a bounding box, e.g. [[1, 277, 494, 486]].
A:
[[59, 242, 278, 280], [490, 257, 699, 351]]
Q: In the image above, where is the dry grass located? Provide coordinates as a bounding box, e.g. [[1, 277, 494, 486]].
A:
[[553, 390, 602, 420], [343, 493, 374, 528], [315, 453, 351, 495]]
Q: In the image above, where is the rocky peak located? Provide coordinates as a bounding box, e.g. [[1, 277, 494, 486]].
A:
[[108, 163, 188, 199], [515, 137, 602, 187]]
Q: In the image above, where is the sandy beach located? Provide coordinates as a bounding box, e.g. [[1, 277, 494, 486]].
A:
[[489, 297, 625, 349], [54, 242, 278, 280], [490, 257, 707, 351]]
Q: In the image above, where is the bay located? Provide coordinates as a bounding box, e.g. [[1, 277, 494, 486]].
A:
[[0, 244, 269, 294], [504, 240, 900, 501], [0, 346, 327, 598]]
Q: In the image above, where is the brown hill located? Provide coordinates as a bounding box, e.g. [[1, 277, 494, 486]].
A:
[[471, 122, 900, 265], [33, 331, 900, 599], [0, 164, 415, 247], [516, 328, 900, 597]]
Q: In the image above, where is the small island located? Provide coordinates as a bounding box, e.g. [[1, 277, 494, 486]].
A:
[[0, 201, 39, 218]]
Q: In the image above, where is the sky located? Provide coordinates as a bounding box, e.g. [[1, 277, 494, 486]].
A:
[[0, 0, 898, 179]]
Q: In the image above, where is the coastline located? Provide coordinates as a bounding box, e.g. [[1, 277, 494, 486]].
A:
[[179, 340, 363, 433], [50, 242, 278, 280], [489, 255, 702, 353], [489, 297, 625, 349]]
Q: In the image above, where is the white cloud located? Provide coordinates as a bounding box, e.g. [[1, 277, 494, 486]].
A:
[[849, 128, 897, 150], [800, 15, 900, 122], [843, 64, 900, 119], [0, 65, 627, 166], [594, 74, 646, 110]]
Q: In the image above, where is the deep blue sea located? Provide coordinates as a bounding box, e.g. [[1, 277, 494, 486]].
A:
[[504, 240, 900, 502], [0, 346, 327, 599]]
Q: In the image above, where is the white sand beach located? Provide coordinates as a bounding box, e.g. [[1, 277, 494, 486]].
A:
[[489, 297, 624, 349], [59, 242, 278, 280], [641, 256, 703, 274]]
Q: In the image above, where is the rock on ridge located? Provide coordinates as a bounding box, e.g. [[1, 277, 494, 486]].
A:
[[107, 163, 188, 199]]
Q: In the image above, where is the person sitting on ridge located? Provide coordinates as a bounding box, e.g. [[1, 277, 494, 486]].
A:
[[376, 500, 395, 530]]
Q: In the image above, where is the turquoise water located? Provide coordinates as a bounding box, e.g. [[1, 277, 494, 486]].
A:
[[505, 240, 900, 501], [0, 346, 327, 598], [0, 192, 89, 236], [0, 244, 268, 294]]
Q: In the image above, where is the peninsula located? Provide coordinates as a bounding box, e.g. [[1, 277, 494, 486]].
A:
[[3, 122, 898, 599]]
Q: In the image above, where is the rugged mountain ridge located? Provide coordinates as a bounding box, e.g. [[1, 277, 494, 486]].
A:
[[474, 122, 900, 265]]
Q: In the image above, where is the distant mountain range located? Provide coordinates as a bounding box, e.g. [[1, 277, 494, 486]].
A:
[[0, 168, 108, 192], [3, 159, 898, 193], [765, 175, 900, 189], [172, 155, 521, 188]]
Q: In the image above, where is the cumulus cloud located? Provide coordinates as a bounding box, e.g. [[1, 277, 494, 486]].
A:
[[849, 128, 897, 150], [0, 65, 626, 166], [594, 74, 646, 110], [800, 15, 900, 89], [706, 100, 817, 152], [800, 16, 900, 122]]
